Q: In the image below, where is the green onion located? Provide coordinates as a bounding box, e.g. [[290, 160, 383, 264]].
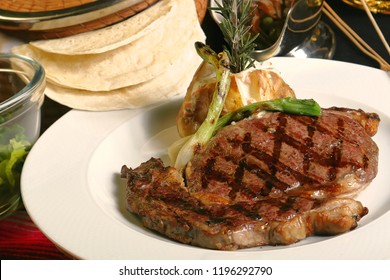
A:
[[214, 97, 321, 134], [171, 43, 322, 170], [174, 42, 231, 171]]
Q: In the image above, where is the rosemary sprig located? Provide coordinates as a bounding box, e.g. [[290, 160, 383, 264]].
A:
[[210, 0, 259, 73]]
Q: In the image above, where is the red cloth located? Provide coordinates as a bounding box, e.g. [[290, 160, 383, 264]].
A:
[[0, 210, 72, 260]]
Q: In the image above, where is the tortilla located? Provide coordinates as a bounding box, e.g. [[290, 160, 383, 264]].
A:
[[12, 0, 205, 110], [29, 0, 174, 55], [44, 46, 203, 110], [12, 0, 204, 91]]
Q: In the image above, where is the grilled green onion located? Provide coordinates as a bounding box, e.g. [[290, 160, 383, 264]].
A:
[[214, 97, 321, 134], [173, 42, 231, 170]]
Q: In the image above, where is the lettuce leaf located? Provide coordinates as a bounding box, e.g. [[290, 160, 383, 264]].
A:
[[0, 125, 31, 191]]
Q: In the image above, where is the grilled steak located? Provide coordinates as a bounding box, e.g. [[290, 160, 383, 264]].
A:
[[121, 107, 379, 250], [185, 107, 380, 202]]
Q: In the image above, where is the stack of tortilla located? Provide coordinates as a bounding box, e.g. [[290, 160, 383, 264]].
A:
[[12, 0, 205, 111]]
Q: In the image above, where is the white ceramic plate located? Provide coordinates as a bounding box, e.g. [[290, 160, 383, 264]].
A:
[[21, 57, 390, 260]]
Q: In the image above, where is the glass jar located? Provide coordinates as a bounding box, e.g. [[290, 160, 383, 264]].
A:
[[0, 53, 45, 219]]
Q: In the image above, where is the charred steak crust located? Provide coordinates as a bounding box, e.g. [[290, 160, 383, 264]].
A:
[[185, 108, 379, 202], [122, 158, 368, 250], [121, 108, 379, 250]]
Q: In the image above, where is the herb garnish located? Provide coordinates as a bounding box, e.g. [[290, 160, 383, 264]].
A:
[[210, 0, 259, 73]]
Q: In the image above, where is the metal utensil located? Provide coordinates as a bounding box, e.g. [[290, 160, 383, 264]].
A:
[[210, 0, 336, 61]]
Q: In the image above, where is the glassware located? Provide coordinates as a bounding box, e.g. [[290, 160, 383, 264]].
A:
[[210, 0, 336, 61], [0, 53, 45, 219]]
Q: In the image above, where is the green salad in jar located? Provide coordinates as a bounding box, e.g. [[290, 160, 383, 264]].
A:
[[0, 120, 31, 197]]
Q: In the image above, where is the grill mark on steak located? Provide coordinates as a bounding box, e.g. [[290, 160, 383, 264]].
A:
[[303, 117, 317, 173], [197, 113, 354, 198], [328, 117, 344, 181], [186, 109, 379, 201], [122, 158, 369, 250], [122, 107, 379, 250]]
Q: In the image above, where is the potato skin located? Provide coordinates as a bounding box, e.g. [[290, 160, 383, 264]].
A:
[[176, 61, 296, 137]]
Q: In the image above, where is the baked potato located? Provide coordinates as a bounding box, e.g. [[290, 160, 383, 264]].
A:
[[176, 61, 296, 137]]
